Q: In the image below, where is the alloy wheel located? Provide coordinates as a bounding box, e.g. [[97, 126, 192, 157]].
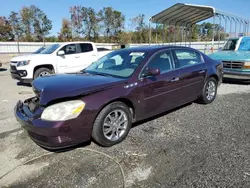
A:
[[103, 109, 128, 141], [206, 80, 216, 101]]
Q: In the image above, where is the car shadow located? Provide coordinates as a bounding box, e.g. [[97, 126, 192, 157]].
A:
[[223, 79, 250, 85], [0, 68, 7, 72], [16, 81, 32, 87]]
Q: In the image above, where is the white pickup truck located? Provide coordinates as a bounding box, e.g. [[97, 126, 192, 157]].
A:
[[10, 42, 112, 83]]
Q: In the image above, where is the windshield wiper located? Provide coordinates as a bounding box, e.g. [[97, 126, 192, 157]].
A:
[[91, 72, 113, 77]]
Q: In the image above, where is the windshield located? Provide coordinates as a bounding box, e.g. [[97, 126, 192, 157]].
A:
[[33, 47, 46, 54], [40, 44, 60, 54], [238, 38, 250, 51], [85, 49, 149, 78], [222, 39, 239, 51]]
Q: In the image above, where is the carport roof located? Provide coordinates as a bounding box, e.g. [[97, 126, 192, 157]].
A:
[[151, 3, 249, 26]]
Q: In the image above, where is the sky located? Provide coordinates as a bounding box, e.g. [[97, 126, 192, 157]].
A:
[[1, 0, 249, 35]]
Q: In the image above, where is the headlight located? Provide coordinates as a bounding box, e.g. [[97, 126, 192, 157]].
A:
[[17, 60, 30, 67], [243, 62, 250, 69], [41, 100, 85, 121]]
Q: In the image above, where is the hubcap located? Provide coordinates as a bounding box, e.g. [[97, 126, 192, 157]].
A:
[[103, 110, 128, 141], [206, 81, 216, 101], [39, 71, 50, 77]]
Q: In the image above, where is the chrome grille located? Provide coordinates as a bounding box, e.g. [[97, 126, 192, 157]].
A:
[[222, 61, 244, 69]]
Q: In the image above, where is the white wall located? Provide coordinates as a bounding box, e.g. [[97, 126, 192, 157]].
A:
[[0, 41, 226, 54]]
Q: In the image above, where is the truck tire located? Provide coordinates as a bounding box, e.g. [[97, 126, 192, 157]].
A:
[[34, 67, 53, 79]]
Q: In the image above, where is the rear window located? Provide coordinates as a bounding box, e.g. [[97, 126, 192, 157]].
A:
[[80, 43, 93, 52], [175, 49, 202, 68]]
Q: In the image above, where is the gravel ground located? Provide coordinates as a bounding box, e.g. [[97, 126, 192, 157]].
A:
[[0, 63, 250, 187]]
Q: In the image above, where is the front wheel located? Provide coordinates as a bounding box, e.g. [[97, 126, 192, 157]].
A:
[[92, 102, 132, 147], [198, 77, 218, 104], [34, 67, 53, 79]]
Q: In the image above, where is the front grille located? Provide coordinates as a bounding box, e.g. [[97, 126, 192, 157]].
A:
[[10, 61, 17, 64], [222, 61, 244, 69]]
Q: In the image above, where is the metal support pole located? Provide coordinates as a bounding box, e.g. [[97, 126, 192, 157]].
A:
[[148, 18, 152, 44], [155, 23, 158, 44], [239, 22, 242, 36], [235, 19, 237, 37], [212, 15, 215, 47], [218, 15, 221, 50], [161, 24, 164, 45], [230, 18, 232, 38]]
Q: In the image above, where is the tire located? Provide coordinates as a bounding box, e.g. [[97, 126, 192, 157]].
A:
[[198, 77, 218, 104], [34, 67, 53, 79], [92, 102, 132, 147]]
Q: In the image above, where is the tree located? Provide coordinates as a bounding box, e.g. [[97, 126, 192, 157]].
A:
[[99, 7, 125, 42], [0, 16, 13, 41], [9, 11, 24, 52], [58, 18, 72, 41], [130, 14, 148, 43], [30, 5, 52, 42], [20, 7, 33, 41], [70, 5, 84, 38]]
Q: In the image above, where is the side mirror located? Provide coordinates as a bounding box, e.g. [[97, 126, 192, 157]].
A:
[[143, 68, 160, 77], [57, 50, 65, 56]]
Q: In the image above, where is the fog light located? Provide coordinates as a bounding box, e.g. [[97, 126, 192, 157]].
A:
[[19, 70, 27, 77]]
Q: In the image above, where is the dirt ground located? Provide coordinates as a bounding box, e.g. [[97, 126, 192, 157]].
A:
[[1, 62, 250, 188]]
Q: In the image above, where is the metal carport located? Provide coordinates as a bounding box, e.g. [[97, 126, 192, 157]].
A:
[[149, 3, 249, 48]]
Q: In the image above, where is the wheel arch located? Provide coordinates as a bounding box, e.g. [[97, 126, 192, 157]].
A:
[[97, 98, 136, 123]]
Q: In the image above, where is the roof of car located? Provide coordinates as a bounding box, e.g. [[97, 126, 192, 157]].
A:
[[120, 45, 194, 53]]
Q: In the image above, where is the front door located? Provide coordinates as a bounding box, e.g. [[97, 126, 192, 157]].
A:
[[173, 49, 207, 104], [136, 50, 182, 119], [56, 43, 81, 73]]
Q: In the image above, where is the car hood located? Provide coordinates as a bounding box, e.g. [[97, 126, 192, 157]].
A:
[[32, 73, 125, 105], [208, 51, 250, 61], [10, 54, 52, 62]]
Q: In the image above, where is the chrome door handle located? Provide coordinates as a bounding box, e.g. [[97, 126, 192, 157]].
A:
[[75, 56, 80, 58], [170, 77, 180, 82], [199, 70, 205, 74]]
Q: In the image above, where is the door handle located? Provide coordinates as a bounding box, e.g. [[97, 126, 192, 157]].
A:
[[92, 54, 96, 56], [170, 77, 180, 82], [60, 65, 67, 67], [75, 56, 80, 58], [199, 70, 205, 74]]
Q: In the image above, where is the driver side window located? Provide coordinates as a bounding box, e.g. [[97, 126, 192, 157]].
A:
[[60, 44, 77, 55], [145, 50, 174, 74]]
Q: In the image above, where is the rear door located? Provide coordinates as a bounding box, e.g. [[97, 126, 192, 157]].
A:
[[136, 50, 183, 119], [78, 43, 97, 69], [56, 43, 81, 73], [173, 49, 207, 104]]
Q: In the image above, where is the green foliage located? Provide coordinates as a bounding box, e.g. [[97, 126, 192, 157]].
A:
[[2, 6, 228, 43], [0, 16, 14, 41]]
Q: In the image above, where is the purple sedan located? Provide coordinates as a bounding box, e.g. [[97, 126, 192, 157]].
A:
[[15, 46, 223, 149]]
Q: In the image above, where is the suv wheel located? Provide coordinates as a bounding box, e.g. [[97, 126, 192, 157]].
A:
[[34, 67, 53, 79]]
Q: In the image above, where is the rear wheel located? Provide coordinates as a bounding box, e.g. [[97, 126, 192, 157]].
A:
[[198, 77, 218, 104], [92, 102, 132, 147], [34, 67, 53, 79]]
